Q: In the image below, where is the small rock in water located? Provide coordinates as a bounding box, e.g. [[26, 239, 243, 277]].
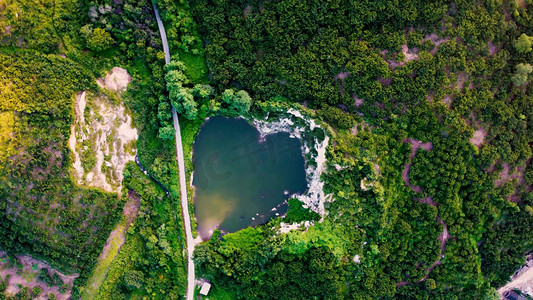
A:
[[252, 217, 255, 221], [271, 207, 277, 211], [275, 213, 279, 216], [284, 190, 289, 195]]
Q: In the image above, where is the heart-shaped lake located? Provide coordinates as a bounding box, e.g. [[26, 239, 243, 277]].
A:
[[192, 116, 307, 239]]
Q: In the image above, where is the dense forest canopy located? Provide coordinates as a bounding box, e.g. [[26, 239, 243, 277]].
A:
[[0, 50, 123, 297], [189, 0, 533, 298], [0, 0, 190, 297]]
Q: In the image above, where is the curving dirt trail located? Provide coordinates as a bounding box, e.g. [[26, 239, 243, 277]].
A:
[[396, 138, 453, 287]]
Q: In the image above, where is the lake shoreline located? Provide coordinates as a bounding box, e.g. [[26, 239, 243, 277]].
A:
[[250, 108, 329, 216], [190, 108, 330, 242]]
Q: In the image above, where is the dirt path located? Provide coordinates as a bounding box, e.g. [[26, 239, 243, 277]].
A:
[[396, 214, 451, 287], [397, 159, 454, 288], [81, 190, 140, 299], [152, 3, 195, 299], [402, 138, 433, 193], [416, 216, 450, 282]]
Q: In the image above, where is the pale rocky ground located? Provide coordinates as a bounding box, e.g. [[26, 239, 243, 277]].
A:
[[96, 67, 132, 93], [68, 67, 137, 194], [72, 67, 142, 297], [1, 67, 137, 299], [499, 256, 533, 298], [277, 221, 314, 234], [0, 252, 76, 299], [253, 108, 329, 216]]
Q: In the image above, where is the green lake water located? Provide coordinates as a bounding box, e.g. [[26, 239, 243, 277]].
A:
[[192, 116, 307, 239]]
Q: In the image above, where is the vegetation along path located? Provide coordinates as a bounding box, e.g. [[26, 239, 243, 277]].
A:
[[152, 2, 195, 299]]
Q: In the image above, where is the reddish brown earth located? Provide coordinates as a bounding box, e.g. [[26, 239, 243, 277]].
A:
[[453, 72, 470, 90], [96, 190, 140, 262], [426, 94, 434, 104], [442, 95, 453, 107], [517, 0, 528, 9], [243, 4, 252, 17], [487, 41, 502, 56], [494, 162, 530, 202], [415, 196, 438, 206], [396, 139, 455, 288], [417, 215, 451, 283], [495, 163, 525, 187], [378, 77, 392, 87], [422, 33, 450, 55], [335, 72, 350, 95], [396, 195, 453, 287], [402, 138, 433, 193], [0, 252, 77, 299], [353, 94, 364, 107]]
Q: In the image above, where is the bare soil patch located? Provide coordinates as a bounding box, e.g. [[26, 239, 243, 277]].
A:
[[469, 127, 487, 148], [453, 72, 469, 90], [415, 216, 452, 282], [487, 41, 501, 57], [426, 94, 434, 104], [0, 252, 77, 299], [442, 95, 453, 107], [414, 196, 437, 207], [397, 205, 452, 287], [401, 138, 433, 193], [495, 163, 525, 187], [96, 67, 132, 93], [499, 255, 533, 297], [422, 33, 449, 47], [401, 44, 419, 62], [422, 33, 449, 55], [353, 94, 364, 107], [387, 60, 405, 69], [378, 77, 392, 87], [84, 190, 140, 297], [68, 77, 137, 193], [382, 44, 420, 69], [243, 4, 252, 17], [97, 190, 140, 262], [335, 71, 350, 94]]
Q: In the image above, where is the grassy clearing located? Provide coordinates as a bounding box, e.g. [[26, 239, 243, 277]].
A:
[[94, 164, 188, 298], [81, 214, 128, 300], [176, 49, 209, 84]]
